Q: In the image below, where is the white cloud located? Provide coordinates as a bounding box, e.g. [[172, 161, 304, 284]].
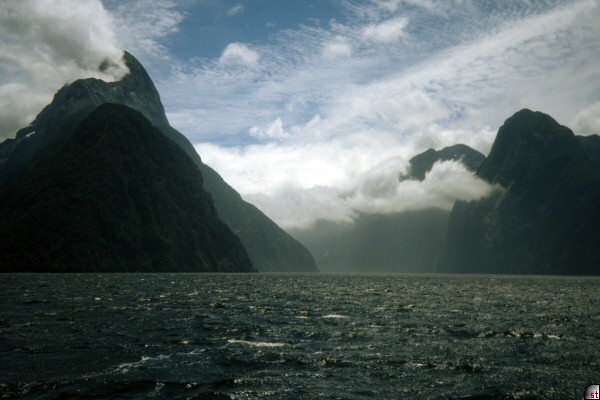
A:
[[243, 159, 497, 230], [0, 0, 129, 139], [227, 4, 245, 17], [349, 159, 497, 216], [5, 0, 596, 231], [107, 0, 185, 59], [219, 43, 260, 67], [361, 16, 408, 43], [250, 118, 290, 140], [572, 102, 600, 135], [322, 38, 353, 58]]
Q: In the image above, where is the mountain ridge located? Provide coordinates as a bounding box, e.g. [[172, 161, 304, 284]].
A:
[[0, 51, 317, 272], [442, 109, 600, 274], [0, 103, 254, 272]]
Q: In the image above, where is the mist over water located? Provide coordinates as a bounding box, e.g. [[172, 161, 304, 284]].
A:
[[1, 273, 598, 399]]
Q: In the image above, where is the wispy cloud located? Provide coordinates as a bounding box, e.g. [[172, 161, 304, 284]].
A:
[[106, 0, 185, 60], [2, 0, 599, 231], [164, 0, 600, 229], [226, 4, 245, 17], [361, 16, 408, 43]]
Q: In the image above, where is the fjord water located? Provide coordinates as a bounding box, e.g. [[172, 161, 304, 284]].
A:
[[1, 274, 598, 399]]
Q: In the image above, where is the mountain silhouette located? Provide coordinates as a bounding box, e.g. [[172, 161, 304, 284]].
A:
[[443, 109, 600, 274], [0, 52, 316, 272], [0, 104, 253, 272]]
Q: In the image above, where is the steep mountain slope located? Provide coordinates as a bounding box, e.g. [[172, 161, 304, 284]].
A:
[[0, 104, 253, 273], [0, 52, 316, 272], [291, 144, 484, 272], [578, 134, 600, 169], [443, 109, 600, 274]]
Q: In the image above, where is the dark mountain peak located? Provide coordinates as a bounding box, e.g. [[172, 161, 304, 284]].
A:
[[38, 51, 168, 133], [477, 109, 583, 187], [405, 144, 485, 181], [0, 51, 317, 272], [1, 51, 179, 189], [0, 103, 253, 272], [443, 109, 600, 275]]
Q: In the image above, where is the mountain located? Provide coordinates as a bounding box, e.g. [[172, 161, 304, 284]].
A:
[[291, 144, 484, 272], [403, 144, 485, 181], [443, 109, 600, 274], [0, 52, 316, 272], [0, 104, 253, 272], [578, 134, 600, 169]]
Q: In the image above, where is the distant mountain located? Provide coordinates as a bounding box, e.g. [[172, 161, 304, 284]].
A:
[[443, 109, 600, 274], [403, 144, 485, 181], [291, 144, 484, 273], [290, 210, 449, 273], [0, 52, 316, 272], [0, 104, 253, 272]]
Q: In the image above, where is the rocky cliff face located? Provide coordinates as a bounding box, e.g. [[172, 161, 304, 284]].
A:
[[443, 109, 600, 274], [0, 52, 317, 272], [0, 104, 253, 272]]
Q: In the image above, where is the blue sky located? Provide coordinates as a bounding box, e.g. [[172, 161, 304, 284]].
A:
[[1, 0, 600, 229]]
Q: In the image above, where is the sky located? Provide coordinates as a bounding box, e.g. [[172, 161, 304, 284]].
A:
[[1, 0, 600, 230]]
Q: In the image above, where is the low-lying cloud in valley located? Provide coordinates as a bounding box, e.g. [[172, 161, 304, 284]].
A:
[[242, 159, 497, 230]]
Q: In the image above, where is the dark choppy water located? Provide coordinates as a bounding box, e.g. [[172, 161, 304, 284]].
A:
[[1, 273, 598, 399]]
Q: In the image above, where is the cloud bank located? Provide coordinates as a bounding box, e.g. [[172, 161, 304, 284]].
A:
[[175, 1, 600, 229], [0, 0, 128, 139], [242, 159, 497, 230], [2, 0, 599, 232], [0, 0, 187, 140]]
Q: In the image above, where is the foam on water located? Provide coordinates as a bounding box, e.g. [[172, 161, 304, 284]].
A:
[[227, 339, 287, 348]]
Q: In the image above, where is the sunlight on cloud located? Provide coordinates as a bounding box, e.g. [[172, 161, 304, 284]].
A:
[[219, 43, 260, 68], [572, 102, 600, 136], [349, 160, 497, 216], [108, 0, 185, 59], [322, 37, 353, 59], [250, 118, 290, 140], [361, 16, 408, 43], [0, 0, 128, 139], [177, 0, 600, 229], [242, 159, 497, 230]]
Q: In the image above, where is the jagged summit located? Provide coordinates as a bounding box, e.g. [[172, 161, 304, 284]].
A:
[[0, 51, 317, 272], [404, 144, 485, 181], [477, 108, 581, 187], [443, 109, 600, 274], [0, 103, 253, 272]]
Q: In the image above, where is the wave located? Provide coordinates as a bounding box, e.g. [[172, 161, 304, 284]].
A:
[[227, 339, 286, 348]]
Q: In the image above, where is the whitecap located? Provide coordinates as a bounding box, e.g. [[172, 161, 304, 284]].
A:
[[227, 339, 286, 348], [115, 354, 171, 373], [321, 314, 349, 319]]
